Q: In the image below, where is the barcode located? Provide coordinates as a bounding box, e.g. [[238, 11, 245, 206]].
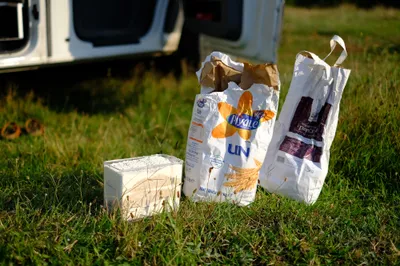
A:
[[277, 156, 285, 163]]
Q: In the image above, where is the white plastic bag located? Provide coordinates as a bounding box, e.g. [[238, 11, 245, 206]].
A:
[[259, 35, 351, 204], [183, 52, 280, 206]]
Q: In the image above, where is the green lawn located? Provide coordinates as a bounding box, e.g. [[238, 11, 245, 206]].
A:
[[1, 5, 400, 265]]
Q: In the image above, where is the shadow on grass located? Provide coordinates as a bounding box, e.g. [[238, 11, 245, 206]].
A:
[[0, 168, 104, 213], [0, 54, 195, 115], [367, 43, 400, 56]]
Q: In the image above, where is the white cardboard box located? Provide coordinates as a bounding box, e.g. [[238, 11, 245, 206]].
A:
[[104, 154, 183, 220]]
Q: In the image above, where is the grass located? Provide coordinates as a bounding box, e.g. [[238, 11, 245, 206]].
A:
[[1, 5, 400, 265]]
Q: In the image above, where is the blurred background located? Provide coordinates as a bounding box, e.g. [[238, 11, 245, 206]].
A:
[[0, 1, 399, 264], [287, 0, 400, 8]]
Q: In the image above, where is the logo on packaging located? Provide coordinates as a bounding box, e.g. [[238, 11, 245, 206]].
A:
[[211, 91, 275, 140], [228, 144, 250, 158], [210, 155, 224, 169], [289, 96, 331, 141], [196, 98, 207, 108]]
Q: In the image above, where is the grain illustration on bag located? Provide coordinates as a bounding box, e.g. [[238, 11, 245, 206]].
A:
[[183, 52, 280, 206], [259, 35, 351, 204]]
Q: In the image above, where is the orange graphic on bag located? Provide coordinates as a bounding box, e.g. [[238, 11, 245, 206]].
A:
[[211, 91, 275, 140]]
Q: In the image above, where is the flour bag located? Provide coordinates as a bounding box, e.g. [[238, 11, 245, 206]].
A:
[[259, 35, 351, 204], [183, 52, 280, 206]]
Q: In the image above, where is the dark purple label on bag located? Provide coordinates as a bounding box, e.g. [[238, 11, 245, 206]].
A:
[[279, 136, 322, 163], [289, 97, 331, 141]]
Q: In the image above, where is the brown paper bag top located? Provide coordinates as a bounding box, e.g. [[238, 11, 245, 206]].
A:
[[239, 63, 279, 91], [200, 56, 242, 92], [199, 56, 279, 92]]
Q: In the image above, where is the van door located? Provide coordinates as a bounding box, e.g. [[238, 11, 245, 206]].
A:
[[0, 0, 47, 73], [183, 0, 284, 63]]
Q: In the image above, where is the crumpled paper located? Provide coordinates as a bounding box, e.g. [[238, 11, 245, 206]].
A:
[[239, 62, 279, 90], [200, 56, 242, 92], [200, 56, 279, 92]]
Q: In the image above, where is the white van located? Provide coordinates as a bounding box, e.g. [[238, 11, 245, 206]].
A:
[[0, 0, 284, 73]]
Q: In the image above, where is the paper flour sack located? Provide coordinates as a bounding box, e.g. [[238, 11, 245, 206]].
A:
[[183, 52, 280, 206], [259, 35, 351, 204]]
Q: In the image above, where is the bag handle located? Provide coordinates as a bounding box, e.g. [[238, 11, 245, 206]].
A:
[[296, 51, 331, 81], [323, 35, 348, 66], [297, 50, 320, 62]]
